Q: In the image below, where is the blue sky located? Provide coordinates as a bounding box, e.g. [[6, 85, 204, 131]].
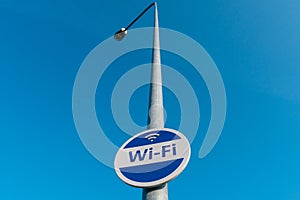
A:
[[1, 0, 300, 199]]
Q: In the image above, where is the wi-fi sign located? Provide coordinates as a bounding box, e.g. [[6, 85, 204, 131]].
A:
[[114, 128, 191, 188], [145, 133, 160, 142]]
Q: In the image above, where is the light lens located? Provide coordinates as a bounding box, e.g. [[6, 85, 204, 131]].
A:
[[114, 28, 127, 41]]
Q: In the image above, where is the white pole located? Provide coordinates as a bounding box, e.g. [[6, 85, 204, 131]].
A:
[[114, 3, 168, 199], [143, 3, 168, 200]]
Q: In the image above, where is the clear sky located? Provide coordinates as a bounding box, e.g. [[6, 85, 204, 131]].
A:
[[1, 0, 300, 199]]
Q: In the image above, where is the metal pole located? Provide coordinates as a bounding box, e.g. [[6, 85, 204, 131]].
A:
[[114, 2, 168, 199], [143, 3, 168, 200]]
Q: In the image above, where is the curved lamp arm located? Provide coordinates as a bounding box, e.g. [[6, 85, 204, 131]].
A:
[[114, 2, 157, 41]]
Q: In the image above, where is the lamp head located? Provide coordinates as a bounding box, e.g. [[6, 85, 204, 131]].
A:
[[114, 28, 127, 41]]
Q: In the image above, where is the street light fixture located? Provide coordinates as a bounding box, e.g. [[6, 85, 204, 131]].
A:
[[114, 2, 157, 41], [114, 2, 167, 200], [114, 28, 127, 41]]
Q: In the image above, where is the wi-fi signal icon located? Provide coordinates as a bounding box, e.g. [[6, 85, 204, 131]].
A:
[[145, 133, 160, 142]]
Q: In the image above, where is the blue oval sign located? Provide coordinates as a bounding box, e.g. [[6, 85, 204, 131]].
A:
[[114, 128, 191, 188]]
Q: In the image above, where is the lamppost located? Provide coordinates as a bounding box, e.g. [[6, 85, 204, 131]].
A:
[[114, 2, 167, 200]]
